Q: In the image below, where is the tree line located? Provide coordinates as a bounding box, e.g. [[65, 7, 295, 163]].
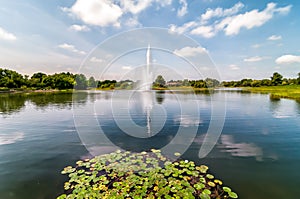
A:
[[222, 72, 300, 87], [0, 68, 87, 90], [1, 68, 299, 90], [0, 68, 131, 90]]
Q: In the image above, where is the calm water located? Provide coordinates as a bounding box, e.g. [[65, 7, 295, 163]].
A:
[[0, 91, 300, 199]]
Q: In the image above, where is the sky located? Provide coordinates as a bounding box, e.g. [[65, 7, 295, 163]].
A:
[[0, 0, 299, 81]]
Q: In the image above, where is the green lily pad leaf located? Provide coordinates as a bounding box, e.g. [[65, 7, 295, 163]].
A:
[[208, 181, 216, 187], [214, 179, 223, 185], [196, 165, 209, 173], [223, 186, 232, 193], [174, 152, 181, 157], [206, 174, 214, 180], [229, 191, 238, 198], [200, 193, 211, 199], [203, 189, 211, 195]]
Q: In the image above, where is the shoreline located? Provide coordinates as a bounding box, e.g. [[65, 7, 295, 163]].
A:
[[0, 89, 74, 94], [2, 86, 300, 102], [242, 85, 300, 101]]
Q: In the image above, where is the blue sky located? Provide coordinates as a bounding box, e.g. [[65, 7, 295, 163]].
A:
[[0, 0, 299, 80]]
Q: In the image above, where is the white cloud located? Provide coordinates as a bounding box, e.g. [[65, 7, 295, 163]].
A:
[[120, 0, 172, 14], [169, 21, 197, 34], [64, 0, 172, 28], [174, 46, 208, 57], [0, 27, 17, 41], [58, 43, 86, 55], [251, 44, 262, 48], [69, 24, 90, 32], [275, 54, 300, 64], [69, 0, 123, 27], [190, 25, 215, 38], [122, 66, 133, 70], [170, 2, 292, 38], [201, 2, 244, 24], [120, 0, 152, 14], [244, 56, 265, 62], [229, 64, 240, 70], [177, 0, 188, 17], [219, 3, 292, 36], [90, 57, 104, 63], [125, 17, 141, 27], [268, 35, 282, 41]]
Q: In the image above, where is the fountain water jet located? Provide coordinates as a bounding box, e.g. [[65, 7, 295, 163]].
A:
[[141, 45, 153, 136]]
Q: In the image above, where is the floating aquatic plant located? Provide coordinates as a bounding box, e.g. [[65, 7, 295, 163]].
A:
[[57, 149, 238, 199]]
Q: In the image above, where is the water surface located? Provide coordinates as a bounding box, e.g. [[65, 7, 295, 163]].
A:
[[0, 91, 300, 199]]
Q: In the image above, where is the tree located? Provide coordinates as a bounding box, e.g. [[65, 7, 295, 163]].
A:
[[205, 78, 220, 87], [271, 72, 283, 86], [30, 72, 47, 88], [297, 72, 300, 85], [154, 75, 166, 88], [88, 76, 97, 88], [0, 68, 25, 88], [74, 74, 88, 90]]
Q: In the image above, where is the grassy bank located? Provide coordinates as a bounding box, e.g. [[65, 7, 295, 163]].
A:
[[243, 85, 300, 101], [0, 88, 74, 94]]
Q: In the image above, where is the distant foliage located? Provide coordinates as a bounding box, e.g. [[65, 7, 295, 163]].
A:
[[0, 68, 25, 88], [153, 75, 166, 88], [222, 72, 300, 87], [74, 74, 88, 90], [1, 68, 299, 90]]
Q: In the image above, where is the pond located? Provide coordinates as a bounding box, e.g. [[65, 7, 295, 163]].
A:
[[0, 91, 300, 199]]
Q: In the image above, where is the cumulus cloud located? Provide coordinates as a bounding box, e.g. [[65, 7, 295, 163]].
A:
[[218, 3, 292, 36], [169, 21, 197, 34], [120, 0, 152, 14], [69, 24, 90, 32], [268, 35, 282, 41], [169, 2, 292, 38], [122, 66, 133, 70], [174, 46, 208, 57], [125, 17, 141, 27], [66, 0, 123, 27], [275, 54, 300, 64], [0, 27, 17, 41], [201, 2, 244, 24], [229, 64, 240, 70], [244, 56, 266, 62], [63, 0, 172, 28], [251, 44, 262, 48], [58, 43, 86, 55], [90, 57, 104, 63], [177, 0, 188, 17], [190, 25, 215, 38]]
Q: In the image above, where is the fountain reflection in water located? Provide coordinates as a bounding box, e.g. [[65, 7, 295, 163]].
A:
[[140, 45, 154, 136]]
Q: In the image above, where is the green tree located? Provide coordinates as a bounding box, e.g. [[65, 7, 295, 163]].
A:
[[88, 76, 97, 88], [0, 68, 25, 88], [271, 72, 283, 86], [205, 78, 220, 87], [30, 72, 47, 88], [74, 74, 88, 90], [297, 72, 300, 85], [154, 75, 166, 88]]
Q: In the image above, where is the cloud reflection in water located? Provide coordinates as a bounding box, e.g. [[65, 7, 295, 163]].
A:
[[0, 131, 24, 145]]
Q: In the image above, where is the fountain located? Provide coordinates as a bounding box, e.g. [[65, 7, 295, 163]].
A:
[[140, 44, 153, 91], [141, 45, 153, 136]]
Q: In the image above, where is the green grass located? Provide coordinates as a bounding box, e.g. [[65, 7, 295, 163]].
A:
[[243, 85, 300, 101]]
